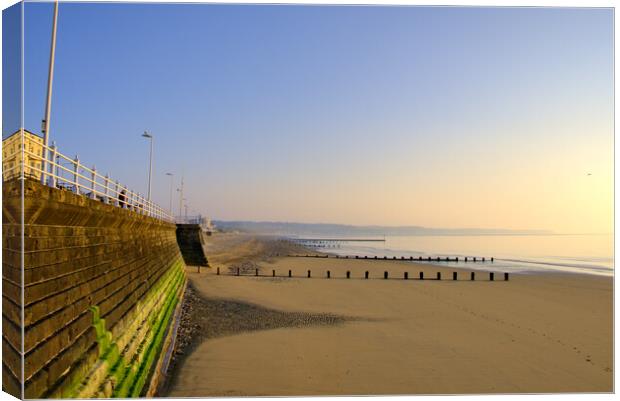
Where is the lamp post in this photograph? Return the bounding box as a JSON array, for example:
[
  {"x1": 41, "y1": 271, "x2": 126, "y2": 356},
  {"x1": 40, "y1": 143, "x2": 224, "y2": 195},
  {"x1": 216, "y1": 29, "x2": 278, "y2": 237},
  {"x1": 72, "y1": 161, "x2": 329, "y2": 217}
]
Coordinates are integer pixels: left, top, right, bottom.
[
  {"x1": 165, "y1": 172, "x2": 174, "y2": 214},
  {"x1": 141, "y1": 131, "x2": 153, "y2": 200},
  {"x1": 41, "y1": 0, "x2": 59, "y2": 185},
  {"x1": 177, "y1": 175, "x2": 184, "y2": 218}
]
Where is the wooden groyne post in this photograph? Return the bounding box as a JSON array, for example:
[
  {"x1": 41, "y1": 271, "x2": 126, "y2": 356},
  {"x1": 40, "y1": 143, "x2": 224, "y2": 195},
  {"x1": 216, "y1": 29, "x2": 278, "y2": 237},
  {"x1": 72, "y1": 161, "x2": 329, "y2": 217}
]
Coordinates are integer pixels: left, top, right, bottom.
[
  {"x1": 471, "y1": 272, "x2": 475, "y2": 281},
  {"x1": 489, "y1": 272, "x2": 494, "y2": 281},
  {"x1": 346, "y1": 271, "x2": 351, "y2": 279},
  {"x1": 307, "y1": 270, "x2": 311, "y2": 278},
  {"x1": 217, "y1": 267, "x2": 220, "y2": 275},
  {"x1": 327, "y1": 270, "x2": 331, "y2": 279},
  {"x1": 288, "y1": 270, "x2": 292, "y2": 277},
  {"x1": 365, "y1": 271, "x2": 369, "y2": 279},
  {"x1": 437, "y1": 272, "x2": 441, "y2": 280},
  {"x1": 453, "y1": 272, "x2": 457, "y2": 280},
  {"x1": 504, "y1": 272, "x2": 509, "y2": 281},
  {"x1": 419, "y1": 272, "x2": 424, "y2": 280},
  {"x1": 404, "y1": 272, "x2": 408, "y2": 280},
  {"x1": 384, "y1": 271, "x2": 388, "y2": 279}
]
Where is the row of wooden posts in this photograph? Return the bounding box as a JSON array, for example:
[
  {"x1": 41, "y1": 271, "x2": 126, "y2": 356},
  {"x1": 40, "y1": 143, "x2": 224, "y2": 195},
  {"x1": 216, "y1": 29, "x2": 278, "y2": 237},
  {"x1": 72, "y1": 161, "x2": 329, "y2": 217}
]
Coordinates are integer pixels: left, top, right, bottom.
[
  {"x1": 216, "y1": 267, "x2": 508, "y2": 281},
  {"x1": 285, "y1": 254, "x2": 494, "y2": 263}
]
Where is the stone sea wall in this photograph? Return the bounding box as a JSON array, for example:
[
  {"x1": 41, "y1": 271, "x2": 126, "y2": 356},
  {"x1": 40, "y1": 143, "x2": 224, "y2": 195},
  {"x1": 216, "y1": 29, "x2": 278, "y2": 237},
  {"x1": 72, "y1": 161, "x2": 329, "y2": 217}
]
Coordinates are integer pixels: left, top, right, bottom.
[{"x1": 2, "y1": 179, "x2": 186, "y2": 399}]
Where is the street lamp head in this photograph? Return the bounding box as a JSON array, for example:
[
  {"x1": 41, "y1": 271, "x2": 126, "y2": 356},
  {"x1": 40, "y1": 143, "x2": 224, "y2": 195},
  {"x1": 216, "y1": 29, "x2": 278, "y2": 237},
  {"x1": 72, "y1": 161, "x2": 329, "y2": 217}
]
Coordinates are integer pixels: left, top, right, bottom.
[{"x1": 142, "y1": 131, "x2": 152, "y2": 139}]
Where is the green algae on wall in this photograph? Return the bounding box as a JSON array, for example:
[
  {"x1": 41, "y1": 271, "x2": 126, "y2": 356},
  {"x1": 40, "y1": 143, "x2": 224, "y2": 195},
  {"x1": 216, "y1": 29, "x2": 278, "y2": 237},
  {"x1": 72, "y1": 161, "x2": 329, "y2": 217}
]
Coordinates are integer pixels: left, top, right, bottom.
[{"x1": 69, "y1": 258, "x2": 186, "y2": 398}]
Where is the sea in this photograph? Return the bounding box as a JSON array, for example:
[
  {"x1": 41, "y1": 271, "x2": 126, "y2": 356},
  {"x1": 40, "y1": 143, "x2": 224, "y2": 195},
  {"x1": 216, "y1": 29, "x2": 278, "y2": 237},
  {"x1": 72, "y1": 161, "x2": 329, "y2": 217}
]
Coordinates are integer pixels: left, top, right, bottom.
[{"x1": 292, "y1": 234, "x2": 614, "y2": 277}]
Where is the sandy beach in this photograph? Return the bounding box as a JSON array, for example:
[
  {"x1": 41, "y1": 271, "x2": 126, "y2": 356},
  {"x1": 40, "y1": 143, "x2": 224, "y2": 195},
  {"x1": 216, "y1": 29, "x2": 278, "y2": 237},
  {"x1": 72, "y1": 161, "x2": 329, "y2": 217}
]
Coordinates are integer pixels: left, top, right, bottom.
[{"x1": 163, "y1": 233, "x2": 613, "y2": 396}]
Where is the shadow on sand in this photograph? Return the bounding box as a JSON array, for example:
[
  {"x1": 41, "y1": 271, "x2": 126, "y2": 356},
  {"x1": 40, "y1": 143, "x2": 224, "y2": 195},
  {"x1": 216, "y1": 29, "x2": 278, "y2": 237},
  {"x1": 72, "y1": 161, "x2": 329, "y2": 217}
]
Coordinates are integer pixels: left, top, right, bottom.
[{"x1": 161, "y1": 283, "x2": 364, "y2": 395}]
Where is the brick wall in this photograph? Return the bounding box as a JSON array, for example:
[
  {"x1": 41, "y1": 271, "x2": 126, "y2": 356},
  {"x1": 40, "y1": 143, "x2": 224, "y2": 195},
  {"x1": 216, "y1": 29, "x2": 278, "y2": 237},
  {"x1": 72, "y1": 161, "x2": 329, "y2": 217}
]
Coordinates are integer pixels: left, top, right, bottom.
[{"x1": 2, "y1": 179, "x2": 186, "y2": 399}]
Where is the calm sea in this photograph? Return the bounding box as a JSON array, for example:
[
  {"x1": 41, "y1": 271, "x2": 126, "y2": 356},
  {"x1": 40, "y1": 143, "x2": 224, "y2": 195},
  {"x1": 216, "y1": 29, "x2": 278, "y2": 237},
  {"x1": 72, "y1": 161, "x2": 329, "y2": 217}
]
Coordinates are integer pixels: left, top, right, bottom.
[{"x1": 305, "y1": 234, "x2": 614, "y2": 277}]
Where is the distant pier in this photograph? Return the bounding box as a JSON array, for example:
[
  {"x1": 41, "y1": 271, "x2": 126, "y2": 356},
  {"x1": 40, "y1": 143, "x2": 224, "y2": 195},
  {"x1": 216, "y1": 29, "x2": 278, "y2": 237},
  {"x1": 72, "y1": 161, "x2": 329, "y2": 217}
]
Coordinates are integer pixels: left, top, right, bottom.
[{"x1": 288, "y1": 238, "x2": 385, "y2": 248}]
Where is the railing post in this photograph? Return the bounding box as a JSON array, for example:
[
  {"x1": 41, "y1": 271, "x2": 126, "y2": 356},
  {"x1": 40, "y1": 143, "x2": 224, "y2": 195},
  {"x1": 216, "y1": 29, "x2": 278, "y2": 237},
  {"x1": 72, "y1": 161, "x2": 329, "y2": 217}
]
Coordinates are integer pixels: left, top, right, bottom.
[
  {"x1": 40, "y1": 141, "x2": 47, "y2": 185},
  {"x1": 104, "y1": 174, "x2": 110, "y2": 204},
  {"x1": 90, "y1": 165, "x2": 96, "y2": 199},
  {"x1": 54, "y1": 152, "x2": 60, "y2": 184},
  {"x1": 49, "y1": 141, "x2": 57, "y2": 187},
  {"x1": 73, "y1": 155, "x2": 80, "y2": 194},
  {"x1": 115, "y1": 181, "x2": 120, "y2": 206}
]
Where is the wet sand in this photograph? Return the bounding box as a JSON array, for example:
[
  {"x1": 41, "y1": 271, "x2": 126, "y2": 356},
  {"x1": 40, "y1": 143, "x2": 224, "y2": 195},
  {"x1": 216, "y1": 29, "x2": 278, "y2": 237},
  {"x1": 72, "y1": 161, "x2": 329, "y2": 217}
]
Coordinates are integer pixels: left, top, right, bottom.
[{"x1": 164, "y1": 233, "x2": 613, "y2": 396}]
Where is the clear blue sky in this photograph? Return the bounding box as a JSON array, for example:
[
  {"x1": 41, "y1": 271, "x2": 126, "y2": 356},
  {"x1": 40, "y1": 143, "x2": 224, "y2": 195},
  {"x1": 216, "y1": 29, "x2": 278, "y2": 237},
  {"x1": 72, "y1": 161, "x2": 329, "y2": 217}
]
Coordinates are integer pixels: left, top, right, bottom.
[{"x1": 4, "y1": 3, "x2": 613, "y2": 232}]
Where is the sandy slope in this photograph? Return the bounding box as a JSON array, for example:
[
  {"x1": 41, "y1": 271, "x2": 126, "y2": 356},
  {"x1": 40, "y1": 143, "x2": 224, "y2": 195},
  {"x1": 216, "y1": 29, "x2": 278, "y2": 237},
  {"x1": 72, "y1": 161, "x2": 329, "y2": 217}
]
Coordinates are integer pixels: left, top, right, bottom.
[{"x1": 166, "y1": 234, "x2": 613, "y2": 396}]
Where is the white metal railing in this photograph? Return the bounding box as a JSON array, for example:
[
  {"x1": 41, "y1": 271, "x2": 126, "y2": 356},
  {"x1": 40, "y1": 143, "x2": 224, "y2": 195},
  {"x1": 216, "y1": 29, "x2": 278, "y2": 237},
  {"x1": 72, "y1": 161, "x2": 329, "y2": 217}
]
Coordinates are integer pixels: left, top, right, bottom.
[
  {"x1": 175, "y1": 215, "x2": 204, "y2": 225},
  {"x1": 175, "y1": 215, "x2": 214, "y2": 232},
  {"x1": 3, "y1": 139, "x2": 174, "y2": 223}
]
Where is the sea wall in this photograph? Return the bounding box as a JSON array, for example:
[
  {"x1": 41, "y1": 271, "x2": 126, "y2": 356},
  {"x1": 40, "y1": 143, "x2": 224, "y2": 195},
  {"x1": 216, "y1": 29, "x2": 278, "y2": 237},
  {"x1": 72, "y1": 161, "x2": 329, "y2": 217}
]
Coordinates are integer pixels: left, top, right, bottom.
[
  {"x1": 2, "y1": 178, "x2": 186, "y2": 399},
  {"x1": 3, "y1": 179, "x2": 23, "y2": 399}
]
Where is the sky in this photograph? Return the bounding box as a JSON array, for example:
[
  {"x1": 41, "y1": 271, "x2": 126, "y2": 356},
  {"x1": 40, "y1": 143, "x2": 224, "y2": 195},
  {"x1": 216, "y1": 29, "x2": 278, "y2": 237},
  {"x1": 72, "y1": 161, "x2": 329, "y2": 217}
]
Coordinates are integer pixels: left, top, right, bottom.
[{"x1": 3, "y1": 3, "x2": 614, "y2": 233}]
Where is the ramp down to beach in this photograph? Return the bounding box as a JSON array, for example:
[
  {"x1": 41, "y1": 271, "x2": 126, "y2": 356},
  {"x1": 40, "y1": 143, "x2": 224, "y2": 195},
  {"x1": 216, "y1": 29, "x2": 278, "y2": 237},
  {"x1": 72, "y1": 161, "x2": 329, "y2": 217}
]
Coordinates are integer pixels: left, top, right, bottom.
[{"x1": 175, "y1": 224, "x2": 209, "y2": 267}]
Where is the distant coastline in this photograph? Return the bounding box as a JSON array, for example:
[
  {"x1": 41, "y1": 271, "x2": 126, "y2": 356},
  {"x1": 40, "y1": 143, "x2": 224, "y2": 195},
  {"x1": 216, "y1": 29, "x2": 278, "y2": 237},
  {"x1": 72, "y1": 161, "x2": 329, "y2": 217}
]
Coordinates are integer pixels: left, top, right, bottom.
[{"x1": 214, "y1": 220, "x2": 553, "y2": 237}]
